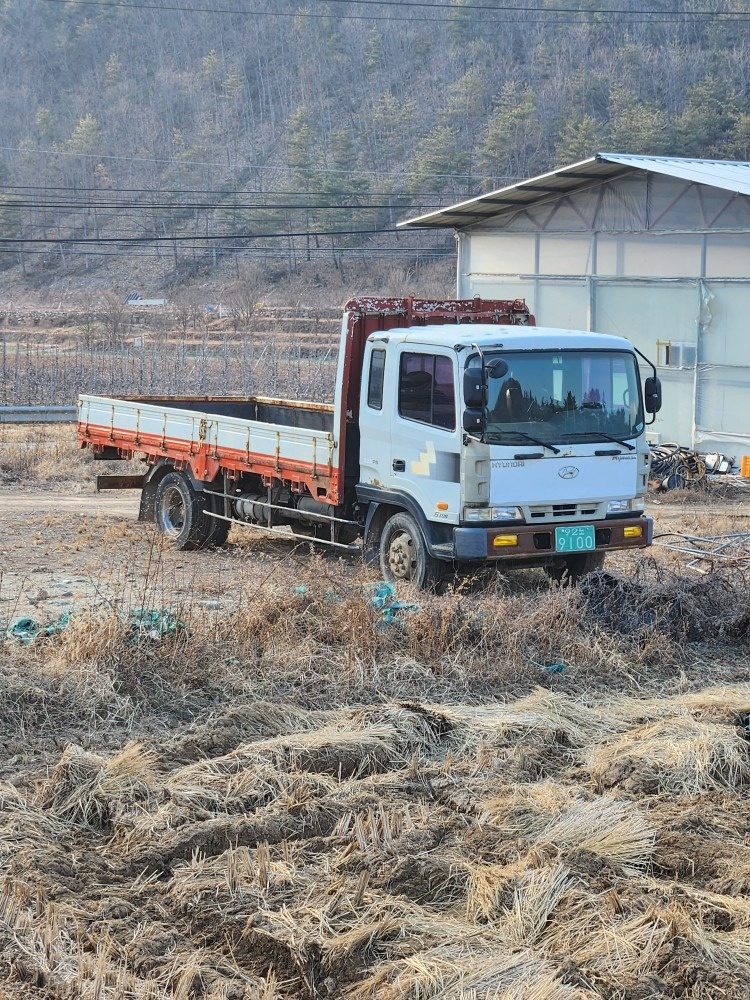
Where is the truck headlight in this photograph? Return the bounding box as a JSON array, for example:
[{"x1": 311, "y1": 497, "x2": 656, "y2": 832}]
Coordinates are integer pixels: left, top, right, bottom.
[
  {"x1": 491, "y1": 506, "x2": 522, "y2": 520},
  {"x1": 607, "y1": 498, "x2": 645, "y2": 513},
  {"x1": 464, "y1": 506, "x2": 522, "y2": 522}
]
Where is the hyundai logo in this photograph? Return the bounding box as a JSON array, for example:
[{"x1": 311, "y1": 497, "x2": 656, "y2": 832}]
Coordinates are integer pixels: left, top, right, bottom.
[{"x1": 558, "y1": 466, "x2": 579, "y2": 480}]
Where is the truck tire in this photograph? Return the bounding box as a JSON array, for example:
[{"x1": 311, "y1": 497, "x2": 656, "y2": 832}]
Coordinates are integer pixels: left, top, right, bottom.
[
  {"x1": 155, "y1": 472, "x2": 214, "y2": 550},
  {"x1": 379, "y1": 512, "x2": 442, "y2": 589},
  {"x1": 545, "y1": 551, "x2": 605, "y2": 585}
]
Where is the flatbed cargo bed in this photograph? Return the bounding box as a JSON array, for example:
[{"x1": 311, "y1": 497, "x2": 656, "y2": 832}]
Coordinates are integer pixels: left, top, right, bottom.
[{"x1": 77, "y1": 393, "x2": 339, "y2": 501}]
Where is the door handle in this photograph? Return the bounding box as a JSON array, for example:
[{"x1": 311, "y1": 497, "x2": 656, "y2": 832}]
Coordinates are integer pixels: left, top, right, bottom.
[{"x1": 392, "y1": 459, "x2": 405, "y2": 472}]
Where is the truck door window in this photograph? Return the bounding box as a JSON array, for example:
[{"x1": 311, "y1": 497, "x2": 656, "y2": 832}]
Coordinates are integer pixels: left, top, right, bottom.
[
  {"x1": 367, "y1": 349, "x2": 386, "y2": 410},
  {"x1": 399, "y1": 353, "x2": 455, "y2": 430}
]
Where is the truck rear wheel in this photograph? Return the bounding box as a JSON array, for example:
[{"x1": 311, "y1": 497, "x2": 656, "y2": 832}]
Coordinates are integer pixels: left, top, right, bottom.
[
  {"x1": 545, "y1": 551, "x2": 605, "y2": 585},
  {"x1": 155, "y1": 472, "x2": 214, "y2": 550},
  {"x1": 379, "y1": 512, "x2": 442, "y2": 589}
]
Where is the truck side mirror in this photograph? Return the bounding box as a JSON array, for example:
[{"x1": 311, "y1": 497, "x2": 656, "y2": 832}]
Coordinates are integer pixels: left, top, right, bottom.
[
  {"x1": 463, "y1": 367, "x2": 484, "y2": 408},
  {"x1": 644, "y1": 375, "x2": 662, "y2": 414},
  {"x1": 463, "y1": 408, "x2": 484, "y2": 432}
]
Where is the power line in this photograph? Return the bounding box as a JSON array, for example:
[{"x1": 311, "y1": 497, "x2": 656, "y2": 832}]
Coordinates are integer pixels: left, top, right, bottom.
[
  {"x1": 0, "y1": 183, "x2": 518, "y2": 195},
  {"x1": 0, "y1": 244, "x2": 451, "y2": 257},
  {"x1": 0, "y1": 145, "x2": 492, "y2": 180},
  {"x1": 34, "y1": 0, "x2": 750, "y2": 22},
  {"x1": 0, "y1": 200, "x2": 444, "y2": 210},
  {"x1": 0, "y1": 226, "x2": 434, "y2": 243}
]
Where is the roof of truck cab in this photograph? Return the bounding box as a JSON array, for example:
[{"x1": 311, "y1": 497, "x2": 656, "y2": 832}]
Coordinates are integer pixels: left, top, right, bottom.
[{"x1": 368, "y1": 324, "x2": 635, "y2": 353}]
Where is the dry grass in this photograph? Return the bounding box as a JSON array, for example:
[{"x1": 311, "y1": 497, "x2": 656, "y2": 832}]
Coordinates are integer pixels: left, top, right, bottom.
[
  {"x1": 2, "y1": 429, "x2": 750, "y2": 996},
  {"x1": 3, "y1": 658, "x2": 750, "y2": 997},
  {"x1": 38, "y1": 742, "x2": 156, "y2": 829},
  {"x1": 0, "y1": 423, "x2": 86, "y2": 485},
  {"x1": 587, "y1": 715, "x2": 750, "y2": 795}
]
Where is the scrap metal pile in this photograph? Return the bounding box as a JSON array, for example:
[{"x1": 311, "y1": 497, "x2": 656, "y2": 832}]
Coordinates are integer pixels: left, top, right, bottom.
[
  {"x1": 649, "y1": 442, "x2": 750, "y2": 570},
  {"x1": 654, "y1": 530, "x2": 750, "y2": 573},
  {"x1": 649, "y1": 442, "x2": 750, "y2": 492},
  {"x1": 648, "y1": 442, "x2": 731, "y2": 491}
]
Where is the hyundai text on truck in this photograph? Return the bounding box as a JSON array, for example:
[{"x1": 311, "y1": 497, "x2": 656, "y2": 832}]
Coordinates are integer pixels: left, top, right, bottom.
[{"x1": 77, "y1": 297, "x2": 662, "y2": 587}]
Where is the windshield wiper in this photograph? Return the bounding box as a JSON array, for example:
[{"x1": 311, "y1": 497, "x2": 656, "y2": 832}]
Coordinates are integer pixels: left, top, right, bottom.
[
  {"x1": 489, "y1": 430, "x2": 561, "y2": 455},
  {"x1": 561, "y1": 431, "x2": 636, "y2": 452}
]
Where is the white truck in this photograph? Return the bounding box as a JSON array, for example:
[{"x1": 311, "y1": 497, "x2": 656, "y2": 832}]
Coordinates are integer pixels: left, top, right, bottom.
[{"x1": 78, "y1": 296, "x2": 661, "y2": 587}]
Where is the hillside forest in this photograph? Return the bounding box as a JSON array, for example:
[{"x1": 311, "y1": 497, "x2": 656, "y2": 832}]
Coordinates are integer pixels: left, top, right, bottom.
[{"x1": 1, "y1": 0, "x2": 749, "y2": 295}]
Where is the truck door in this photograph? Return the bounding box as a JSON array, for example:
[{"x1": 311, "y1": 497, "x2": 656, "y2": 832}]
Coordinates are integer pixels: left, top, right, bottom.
[
  {"x1": 390, "y1": 345, "x2": 461, "y2": 524},
  {"x1": 389, "y1": 350, "x2": 461, "y2": 521},
  {"x1": 359, "y1": 344, "x2": 461, "y2": 521}
]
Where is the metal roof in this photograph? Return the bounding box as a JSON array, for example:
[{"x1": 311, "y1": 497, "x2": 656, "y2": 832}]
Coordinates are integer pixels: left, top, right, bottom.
[{"x1": 398, "y1": 153, "x2": 750, "y2": 229}]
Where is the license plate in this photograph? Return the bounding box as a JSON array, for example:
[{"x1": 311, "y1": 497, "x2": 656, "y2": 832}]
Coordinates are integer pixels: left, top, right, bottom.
[{"x1": 555, "y1": 525, "x2": 596, "y2": 553}]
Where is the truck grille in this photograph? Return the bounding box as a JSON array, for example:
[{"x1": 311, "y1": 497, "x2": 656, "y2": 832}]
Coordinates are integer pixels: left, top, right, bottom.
[{"x1": 526, "y1": 502, "x2": 604, "y2": 521}]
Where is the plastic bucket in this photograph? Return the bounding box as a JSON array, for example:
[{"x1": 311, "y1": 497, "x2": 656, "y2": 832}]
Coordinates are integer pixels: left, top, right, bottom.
[{"x1": 741, "y1": 456, "x2": 750, "y2": 478}]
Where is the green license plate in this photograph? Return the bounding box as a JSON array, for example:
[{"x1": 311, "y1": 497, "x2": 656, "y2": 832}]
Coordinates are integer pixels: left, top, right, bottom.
[{"x1": 555, "y1": 525, "x2": 596, "y2": 553}]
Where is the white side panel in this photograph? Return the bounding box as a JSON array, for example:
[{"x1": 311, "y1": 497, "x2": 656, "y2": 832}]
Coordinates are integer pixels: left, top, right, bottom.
[
  {"x1": 593, "y1": 282, "x2": 699, "y2": 447},
  {"x1": 538, "y1": 235, "x2": 593, "y2": 276},
  {"x1": 593, "y1": 281, "x2": 699, "y2": 349},
  {"x1": 700, "y1": 281, "x2": 750, "y2": 367},
  {"x1": 596, "y1": 234, "x2": 701, "y2": 278},
  {"x1": 78, "y1": 396, "x2": 336, "y2": 471},
  {"x1": 645, "y1": 369, "x2": 696, "y2": 446},
  {"x1": 463, "y1": 276, "x2": 537, "y2": 301},
  {"x1": 467, "y1": 233, "x2": 536, "y2": 274},
  {"x1": 533, "y1": 281, "x2": 589, "y2": 330},
  {"x1": 694, "y1": 367, "x2": 750, "y2": 452},
  {"x1": 79, "y1": 396, "x2": 204, "y2": 446},
  {"x1": 705, "y1": 235, "x2": 750, "y2": 278}
]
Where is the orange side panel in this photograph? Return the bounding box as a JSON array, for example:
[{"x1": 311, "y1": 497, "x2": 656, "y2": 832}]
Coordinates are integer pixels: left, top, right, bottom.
[{"x1": 79, "y1": 424, "x2": 340, "y2": 504}]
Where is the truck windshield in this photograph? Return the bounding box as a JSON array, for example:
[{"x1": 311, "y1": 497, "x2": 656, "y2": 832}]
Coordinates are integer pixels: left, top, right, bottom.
[{"x1": 474, "y1": 350, "x2": 644, "y2": 444}]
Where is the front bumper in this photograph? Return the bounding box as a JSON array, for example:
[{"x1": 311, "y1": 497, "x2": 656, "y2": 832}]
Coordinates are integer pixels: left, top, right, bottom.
[{"x1": 453, "y1": 515, "x2": 653, "y2": 562}]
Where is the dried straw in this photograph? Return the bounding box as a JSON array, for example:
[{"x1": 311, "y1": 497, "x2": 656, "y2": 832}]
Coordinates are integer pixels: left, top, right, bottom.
[
  {"x1": 37, "y1": 743, "x2": 156, "y2": 828},
  {"x1": 537, "y1": 798, "x2": 655, "y2": 874},
  {"x1": 587, "y1": 716, "x2": 750, "y2": 795}
]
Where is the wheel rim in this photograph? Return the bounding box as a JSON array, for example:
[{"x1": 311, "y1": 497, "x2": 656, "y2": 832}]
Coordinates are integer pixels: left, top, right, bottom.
[
  {"x1": 160, "y1": 485, "x2": 186, "y2": 536},
  {"x1": 387, "y1": 528, "x2": 417, "y2": 581}
]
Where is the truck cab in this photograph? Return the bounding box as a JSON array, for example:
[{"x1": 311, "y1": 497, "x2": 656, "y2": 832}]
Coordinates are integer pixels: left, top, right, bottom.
[{"x1": 356, "y1": 324, "x2": 654, "y2": 586}]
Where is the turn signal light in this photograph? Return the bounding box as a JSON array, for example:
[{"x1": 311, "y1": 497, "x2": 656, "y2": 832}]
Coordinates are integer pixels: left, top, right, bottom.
[
  {"x1": 493, "y1": 534, "x2": 519, "y2": 548},
  {"x1": 623, "y1": 526, "x2": 643, "y2": 538},
  {"x1": 436, "y1": 502, "x2": 449, "y2": 511}
]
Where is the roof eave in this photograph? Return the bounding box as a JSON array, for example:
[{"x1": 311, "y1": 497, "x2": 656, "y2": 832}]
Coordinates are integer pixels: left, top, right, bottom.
[{"x1": 397, "y1": 155, "x2": 601, "y2": 229}]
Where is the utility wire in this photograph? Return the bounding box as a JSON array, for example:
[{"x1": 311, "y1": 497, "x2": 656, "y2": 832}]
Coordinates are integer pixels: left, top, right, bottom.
[
  {"x1": 38, "y1": 0, "x2": 750, "y2": 13},
  {"x1": 0, "y1": 201, "x2": 445, "y2": 210},
  {"x1": 0, "y1": 245, "x2": 450, "y2": 256},
  {"x1": 0, "y1": 183, "x2": 507, "y2": 195},
  {"x1": 34, "y1": 0, "x2": 750, "y2": 22},
  {"x1": 0, "y1": 145, "x2": 491, "y2": 180},
  {"x1": 0, "y1": 226, "x2": 434, "y2": 242}
]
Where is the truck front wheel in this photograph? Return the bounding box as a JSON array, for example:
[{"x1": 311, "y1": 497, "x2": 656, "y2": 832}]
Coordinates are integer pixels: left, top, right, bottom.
[
  {"x1": 544, "y1": 551, "x2": 605, "y2": 585},
  {"x1": 155, "y1": 472, "x2": 214, "y2": 550},
  {"x1": 379, "y1": 512, "x2": 442, "y2": 589}
]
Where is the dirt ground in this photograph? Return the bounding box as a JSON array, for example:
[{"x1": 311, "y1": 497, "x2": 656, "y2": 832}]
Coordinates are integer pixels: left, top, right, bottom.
[
  {"x1": 1, "y1": 485, "x2": 748, "y2": 621},
  {"x1": 2, "y1": 434, "x2": 750, "y2": 999}
]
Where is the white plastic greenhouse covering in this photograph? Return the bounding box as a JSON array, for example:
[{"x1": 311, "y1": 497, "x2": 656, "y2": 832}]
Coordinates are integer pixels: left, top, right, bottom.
[{"x1": 452, "y1": 184, "x2": 750, "y2": 455}]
